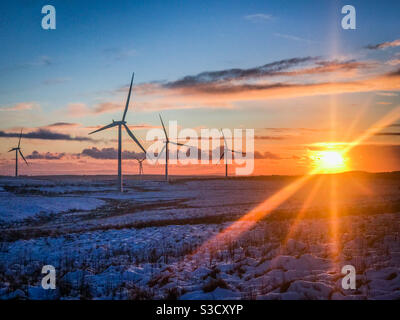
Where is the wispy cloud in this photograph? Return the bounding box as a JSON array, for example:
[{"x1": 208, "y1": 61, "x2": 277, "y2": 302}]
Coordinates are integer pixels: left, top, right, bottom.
[
  {"x1": 0, "y1": 102, "x2": 37, "y2": 112},
  {"x1": 88, "y1": 51, "x2": 399, "y2": 113},
  {"x1": 164, "y1": 57, "x2": 318, "y2": 88},
  {"x1": 0, "y1": 129, "x2": 94, "y2": 141},
  {"x1": 254, "y1": 135, "x2": 287, "y2": 140},
  {"x1": 254, "y1": 151, "x2": 284, "y2": 160},
  {"x1": 366, "y1": 39, "x2": 400, "y2": 50},
  {"x1": 376, "y1": 92, "x2": 398, "y2": 97},
  {"x1": 80, "y1": 147, "x2": 145, "y2": 160},
  {"x1": 274, "y1": 33, "x2": 317, "y2": 44},
  {"x1": 46, "y1": 122, "x2": 80, "y2": 128},
  {"x1": 244, "y1": 13, "x2": 273, "y2": 23}
]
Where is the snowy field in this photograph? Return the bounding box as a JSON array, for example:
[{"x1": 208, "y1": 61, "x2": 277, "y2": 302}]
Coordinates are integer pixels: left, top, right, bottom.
[{"x1": 0, "y1": 173, "x2": 399, "y2": 300}]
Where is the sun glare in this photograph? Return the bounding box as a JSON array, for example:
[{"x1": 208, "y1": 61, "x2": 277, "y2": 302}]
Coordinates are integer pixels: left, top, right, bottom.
[{"x1": 311, "y1": 150, "x2": 347, "y2": 173}]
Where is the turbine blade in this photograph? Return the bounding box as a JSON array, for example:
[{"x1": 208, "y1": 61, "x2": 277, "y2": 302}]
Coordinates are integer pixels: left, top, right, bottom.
[
  {"x1": 123, "y1": 123, "x2": 146, "y2": 154},
  {"x1": 18, "y1": 129, "x2": 23, "y2": 148},
  {"x1": 122, "y1": 72, "x2": 135, "y2": 121},
  {"x1": 216, "y1": 151, "x2": 225, "y2": 164},
  {"x1": 159, "y1": 114, "x2": 168, "y2": 141},
  {"x1": 89, "y1": 122, "x2": 118, "y2": 135},
  {"x1": 230, "y1": 149, "x2": 243, "y2": 155},
  {"x1": 19, "y1": 150, "x2": 28, "y2": 165},
  {"x1": 8, "y1": 148, "x2": 16, "y2": 152},
  {"x1": 156, "y1": 144, "x2": 166, "y2": 163}
]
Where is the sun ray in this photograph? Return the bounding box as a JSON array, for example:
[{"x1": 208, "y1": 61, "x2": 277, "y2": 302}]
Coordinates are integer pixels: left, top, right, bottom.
[
  {"x1": 193, "y1": 105, "x2": 400, "y2": 255},
  {"x1": 282, "y1": 175, "x2": 325, "y2": 245}
]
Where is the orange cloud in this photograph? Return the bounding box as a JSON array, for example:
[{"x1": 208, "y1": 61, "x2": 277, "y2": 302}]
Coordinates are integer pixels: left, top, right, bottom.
[{"x1": 0, "y1": 102, "x2": 38, "y2": 112}]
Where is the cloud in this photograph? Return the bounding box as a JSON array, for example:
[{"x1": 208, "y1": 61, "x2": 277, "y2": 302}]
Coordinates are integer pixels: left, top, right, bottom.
[
  {"x1": 0, "y1": 129, "x2": 93, "y2": 141},
  {"x1": 274, "y1": 33, "x2": 317, "y2": 44},
  {"x1": 376, "y1": 92, "x2": 398, "y2": 97},
  {"x1": 94, "y1": 102, "x2": 123, "y2": 114},
  {"x1": 66, "y1": 103, "x2": 91, "y2": 117},
  {"x1": 244, "y1": 14, "x2": 273, "y2": 23},
  {"x1": 80, "y1": 147, "x2": 145, "y2": 159},
  {"x1": 254, "y1": 135, "x2": 287, "y2": 140},
  {"x1": 163, "y1": 57, "x2": 319, "y2": 88},
  {"x1": 264, "y1": 127, "x2": 329, "y2": 133},
  {"x1": 66, "y1": 102, "x2": 125, "y2": 117},
  {"x1": 46, "y1": 122, "x2": 80, "y2": 128},
  {"x1": 366, "y1": 39, "x2": 400, "y2": 50},
  {"x1": 1, "y1": 56, "x2": 53, "y2": 72},
  {"x1": 26, "y1": 151, "x2": 65, "y2": 160},
  {"x1": 90, "y1": 53, "x2": 399, "y2": 113},
  {"x1": 254, "y1": 151, "x2": 283, "y2": 159},
  {"x1": 0, "y1": 102, "x2": 37, "y2": 112},
  {"x1": 375, "y1": 132, "x2": 400, "y2": 136},
  {"x1": 150, "y1": 67, "x2": 400, "y2": 104}
]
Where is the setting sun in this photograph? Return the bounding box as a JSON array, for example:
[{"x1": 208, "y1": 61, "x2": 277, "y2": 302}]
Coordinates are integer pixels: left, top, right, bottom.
[{"x1": 311, "y1": 150, "x2": 347, "y2": 173}]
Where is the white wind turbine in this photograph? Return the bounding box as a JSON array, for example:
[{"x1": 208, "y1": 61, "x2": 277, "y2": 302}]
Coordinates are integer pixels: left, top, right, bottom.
[
  {"x1": 135, "y1": 158, "x2": 145, "y2": 176},
  {"x1": 89, "y1": 73, "x2": 146, "y2": 192},
  {"x1": 9, "y1": 129, "x2": 28, "y2": 177},
  {"x1": 219, "y1": 129, "x2": 241, "y2": 178},
  {"x1": 156, "y1": 114, "x2": 191, "y2": 181}
]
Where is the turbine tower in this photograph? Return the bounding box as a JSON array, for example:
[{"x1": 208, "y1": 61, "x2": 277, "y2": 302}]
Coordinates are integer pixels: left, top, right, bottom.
[
  {"x1": 89, "y1": 73, "x2": 146, "y2": 192},
  {"x1": 219, "y1": 129, "x2": 240, "y2": 178},
  {"x1": 9, "y1": 129, "x2": 28, "y2": 177},
  {"x1": 156, "y1": 114, "x2": 190, "y2": 181},
  {"x1": 135, "y1": 158, "x2": 145, "y2": 176}
]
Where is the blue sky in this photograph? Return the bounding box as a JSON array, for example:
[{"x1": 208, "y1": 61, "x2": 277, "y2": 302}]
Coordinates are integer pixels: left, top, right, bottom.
[{"x1": 0, "y1": 0, "x2": 398, "y2": 108}]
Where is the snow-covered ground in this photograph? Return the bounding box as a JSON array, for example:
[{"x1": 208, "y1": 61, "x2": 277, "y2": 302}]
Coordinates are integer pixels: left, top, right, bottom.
[{"x1": 0, "y1": 173, "x2": 399, "y2": 300}]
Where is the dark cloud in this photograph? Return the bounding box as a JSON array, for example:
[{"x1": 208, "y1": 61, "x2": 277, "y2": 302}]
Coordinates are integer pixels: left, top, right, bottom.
[
  {"x1": 46, "y1": 122, "x2": 79, "y2": 128},
  {"x1": 27, "y1": 151, "x2": 65, "y2": 160},
  {"x1": 161, "y1": 58, "x2": 371, "y2": 92},
  {"x1": 254, "y1": 151, "x2": 284, "y2": 160},
  {"x1": 387, "y1": 68, "x2": 400, "y2": 77},
  {"x1": 164, "y1": 57, "x2": 319, "y2": 88},
  {"x1": 0, "y1": 129, "x2": 93, "y2": 141},
  {"x1": 81, "y1": 147, "x2": 145, "y2": 160},
  {"x1": 375, "y1": 132, "x2": 400, "y2": 136},
  {"x1": 255, "y1": 135, "x2": 286, "y2": 140},
  {"x1": 365, "y1": 39, "x2": 400, "y2": 50}
]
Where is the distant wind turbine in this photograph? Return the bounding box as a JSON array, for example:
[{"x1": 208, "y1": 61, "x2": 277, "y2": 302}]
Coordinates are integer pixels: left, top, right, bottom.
[
  {"x1": 219, "y1": 129, "x2": 241, "y2": 178},
  {"x1": 135, "y1": 158, "x2": 145, "y2": 176},
  {"x1": 9, "y1": 129, "x2": 28, "y2": 177},
  {"x1": 89, "y1": 73, "x2": 146, "y2": 192},
  {"x1": 156, "y1": 114, "x2": 191, "y2": 181}
]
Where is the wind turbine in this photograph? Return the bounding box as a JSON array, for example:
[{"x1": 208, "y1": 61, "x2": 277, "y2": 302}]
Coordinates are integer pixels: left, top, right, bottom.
[
  {"x1": 89, "y1": 73, "x2": 146, "y2": 192},
  {"x1": 135, "y1": 158, "x2": 145, "y2": 176},
  {"x1": 9, "y1": 129, "x2": 28, "y2": 177},
  {"x1": 219, "y1": 129, "x2": 241, "y2": 178},
  {"x1": 156, "y1": 114, "x2": 191, "y2": 181}
]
